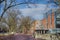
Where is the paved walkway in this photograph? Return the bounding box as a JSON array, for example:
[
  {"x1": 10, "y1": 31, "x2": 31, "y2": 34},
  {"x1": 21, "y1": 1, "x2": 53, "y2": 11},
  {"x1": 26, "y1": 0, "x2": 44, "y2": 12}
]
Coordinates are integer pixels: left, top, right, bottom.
[
  {"x1": 0, "y1": 33, "x2": 46, "y2": 40},
  {"x1": 0, "y1": 34, "x2": 34, "y2": 40}
]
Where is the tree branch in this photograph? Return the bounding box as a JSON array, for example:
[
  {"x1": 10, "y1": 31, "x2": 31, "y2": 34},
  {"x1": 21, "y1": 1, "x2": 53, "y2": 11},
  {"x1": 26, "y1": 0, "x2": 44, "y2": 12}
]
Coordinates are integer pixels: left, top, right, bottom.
[
  {"x1": 0, "y1": 0, "x2": 5, "y2": 4},
  {"x1": 0, "y1": 2, "x2": 30, "y2": 20},
  {"x1": 0, "y1": 0, "x2": 36, "y2": 21}
]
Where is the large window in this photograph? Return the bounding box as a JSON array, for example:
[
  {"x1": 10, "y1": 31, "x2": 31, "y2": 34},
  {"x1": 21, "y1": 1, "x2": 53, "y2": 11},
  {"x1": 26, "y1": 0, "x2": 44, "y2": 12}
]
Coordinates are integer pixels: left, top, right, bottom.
[{"x1": 56, "y1": 13, "x2": 60, "y2": 28}]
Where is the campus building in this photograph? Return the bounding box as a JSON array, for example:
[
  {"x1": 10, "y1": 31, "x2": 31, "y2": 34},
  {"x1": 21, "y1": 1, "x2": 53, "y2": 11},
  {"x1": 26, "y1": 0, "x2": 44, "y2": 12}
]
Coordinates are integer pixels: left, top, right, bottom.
[
  {"x1": 34, "y1": 9, "x2": 60, "y2": 34},
  {"x1": 29, "y1": 9, "x2": 60, "y2": 38}
]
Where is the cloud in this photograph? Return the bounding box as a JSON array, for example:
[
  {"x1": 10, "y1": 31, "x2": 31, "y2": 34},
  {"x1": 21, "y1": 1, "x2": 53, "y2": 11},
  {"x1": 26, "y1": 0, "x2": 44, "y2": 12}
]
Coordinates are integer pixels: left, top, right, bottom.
[
  {"x1": 20, "y1": 4, "x2": 57, "y2": 20},
  {"x1": 20, "y1": 4, "x2": 50, "y2": 15}
]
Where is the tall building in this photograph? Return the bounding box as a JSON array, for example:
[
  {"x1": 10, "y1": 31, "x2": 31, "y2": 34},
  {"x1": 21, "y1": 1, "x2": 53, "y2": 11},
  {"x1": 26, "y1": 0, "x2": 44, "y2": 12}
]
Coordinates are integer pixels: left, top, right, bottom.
[
  {"x1": 29, "y1": 9, "x2": 60, "y2": 37},
  {"x1": 42, "y1": 9, "x2": 60, "y2": 34},
  {"x1": 42, "y1": 10, "x2": 55, "y2": 29},
  {"x1": 55, "y1": 9, "x2": 60, "y2": 28}
]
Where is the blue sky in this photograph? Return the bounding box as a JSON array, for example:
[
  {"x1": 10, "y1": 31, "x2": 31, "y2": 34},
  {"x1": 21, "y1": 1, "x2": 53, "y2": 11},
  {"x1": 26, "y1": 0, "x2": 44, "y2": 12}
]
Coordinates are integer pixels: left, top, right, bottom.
[{"x1": 0, "y1": 0, "x2": 58, "y2": 20}]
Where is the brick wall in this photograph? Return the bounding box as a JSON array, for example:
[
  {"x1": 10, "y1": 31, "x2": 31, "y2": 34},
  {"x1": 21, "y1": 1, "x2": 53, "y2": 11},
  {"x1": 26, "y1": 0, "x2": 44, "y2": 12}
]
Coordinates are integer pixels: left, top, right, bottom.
[
  {"x1": 42, "y1": 12, "x2": 55, "y2": 29},
  {"x1": 29, "y1": 12, "x2": 55, "y2": 34}
]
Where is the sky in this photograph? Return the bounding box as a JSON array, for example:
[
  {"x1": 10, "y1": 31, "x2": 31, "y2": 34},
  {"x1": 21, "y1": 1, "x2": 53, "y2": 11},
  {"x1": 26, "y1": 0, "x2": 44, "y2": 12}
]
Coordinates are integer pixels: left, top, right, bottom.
[{"x1": 0, "y1": 0, "x2": 58, "y2": 20}]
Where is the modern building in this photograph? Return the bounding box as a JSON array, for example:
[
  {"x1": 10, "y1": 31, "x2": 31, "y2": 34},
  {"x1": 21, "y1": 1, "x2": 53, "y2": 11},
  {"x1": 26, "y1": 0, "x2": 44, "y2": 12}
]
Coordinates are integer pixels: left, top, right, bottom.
[
  {"x1": 29, "y1": 9, "x2": 60, "y2": 38},
  {"x1": 42, "y1": 10, "x2": 55, "y2": 29},
  {"x1": 41, "y1": 9, "x2": 60, "y2": 34}
]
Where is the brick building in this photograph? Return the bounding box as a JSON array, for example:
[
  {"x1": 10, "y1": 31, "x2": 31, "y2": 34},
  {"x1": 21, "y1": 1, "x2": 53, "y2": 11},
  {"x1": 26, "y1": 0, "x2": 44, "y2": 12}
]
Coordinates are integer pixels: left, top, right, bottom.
[
  {"x1": 29, "y1": 20, "x2": 42, "y2": 34},
  {"x1": 41, "y1": 9, "x2": 60, "y2": 34},
  {"x1": 29, "y1": 9, "x2": 60, "y2": 37},
  {"x1": 42, "y1": 10, "x2": 55, "y2": 29},
  {"x1": 29, "y1": 10, "x2": 55, "y2": 35}
]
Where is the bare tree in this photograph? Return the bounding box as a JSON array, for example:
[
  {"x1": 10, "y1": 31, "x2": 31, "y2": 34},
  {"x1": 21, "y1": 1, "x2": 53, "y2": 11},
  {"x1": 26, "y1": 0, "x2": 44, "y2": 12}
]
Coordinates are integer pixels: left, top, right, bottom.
[
  {"x1": 0, "y1": 0, "x2": 37, "y2": 21},
  {"x1": 0, "y1": 0, "x2": 4, "y2": 4},
  {"x1": 19, "y1": 16, "x2": 33, "y2": 34},
  {"x1": 4, "y1": 9, "x2": 21, "y2": 32},
  {"x1": 54, "y1": 0, "x2": 60, "y2": 6},
  {"x1": 0, "y1": 17, "x2": 9, "y2": 33}
]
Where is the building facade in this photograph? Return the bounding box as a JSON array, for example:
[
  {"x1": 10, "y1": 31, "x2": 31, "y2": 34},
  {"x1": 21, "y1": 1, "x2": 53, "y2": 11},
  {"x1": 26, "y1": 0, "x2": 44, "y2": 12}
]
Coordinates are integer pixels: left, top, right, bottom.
[
  {"x1": 42, "y1": 10, "x2": 55, "y2": 29},
  {"x1": 29, "y1": 9, "x2": 60, "y2": 38},
  {"x1": 42, "y1": 9, "x2": 60, "y2": 34}
]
